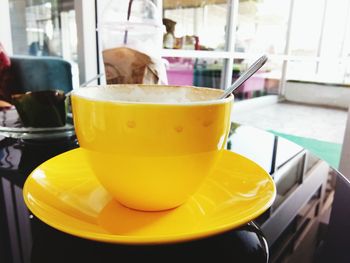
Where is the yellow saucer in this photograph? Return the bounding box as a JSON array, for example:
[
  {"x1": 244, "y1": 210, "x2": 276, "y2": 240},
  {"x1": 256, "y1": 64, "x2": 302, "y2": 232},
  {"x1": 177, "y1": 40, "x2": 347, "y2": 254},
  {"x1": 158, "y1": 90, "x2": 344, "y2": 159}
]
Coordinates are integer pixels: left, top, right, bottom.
[{"x1": 23, "y1": 148, "x2": 276, "y2": 244}]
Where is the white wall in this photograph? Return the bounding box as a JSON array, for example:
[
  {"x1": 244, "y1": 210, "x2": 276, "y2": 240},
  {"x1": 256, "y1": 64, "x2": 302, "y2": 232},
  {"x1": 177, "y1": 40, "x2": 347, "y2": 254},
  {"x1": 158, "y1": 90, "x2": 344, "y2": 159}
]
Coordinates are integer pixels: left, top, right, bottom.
[{"x1": 285, "y1": 81, "x2": 350, "y2": 109}]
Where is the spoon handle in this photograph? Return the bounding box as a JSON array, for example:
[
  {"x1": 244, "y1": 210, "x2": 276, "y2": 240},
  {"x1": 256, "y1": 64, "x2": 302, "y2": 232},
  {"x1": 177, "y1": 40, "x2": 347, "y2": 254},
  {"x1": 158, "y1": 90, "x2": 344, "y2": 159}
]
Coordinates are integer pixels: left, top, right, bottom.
[
  {"x1": 220, "y1": 55, "x2": 268, "y2": 99},
  {"x1": 80, "y1": 73, "x2": 105, "y2": 87}
]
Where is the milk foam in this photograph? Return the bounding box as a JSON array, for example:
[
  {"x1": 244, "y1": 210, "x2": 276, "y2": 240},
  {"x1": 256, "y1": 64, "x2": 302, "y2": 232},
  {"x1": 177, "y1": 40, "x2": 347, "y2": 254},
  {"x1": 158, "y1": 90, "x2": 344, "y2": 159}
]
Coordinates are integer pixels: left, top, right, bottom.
[{"x1": 73, "y1": 85, "x2": 225, "y2": 104}]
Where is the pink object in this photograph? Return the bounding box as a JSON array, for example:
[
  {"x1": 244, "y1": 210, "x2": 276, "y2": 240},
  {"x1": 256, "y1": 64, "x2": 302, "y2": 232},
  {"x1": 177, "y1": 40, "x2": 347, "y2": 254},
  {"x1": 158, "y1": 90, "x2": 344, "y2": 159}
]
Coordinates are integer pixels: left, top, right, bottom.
[
  {"x1": 167, "y1": 68, "x2": 194, "y2": 86},
  {"x1": 240, "y1": 75, "x2": 265, "y2": 92},
  {"x1": 237, "y1": 73, "x2": 266, "y2": 98},
  {"x1": 0, "y1": 42, "x2": 12, "y2": 103},
  {"x1": 0, "y1": 43, "x2": 11, "y2": 70},
  {"x1": 164, "y1": 57, "x2": 194, "y2": 86}
]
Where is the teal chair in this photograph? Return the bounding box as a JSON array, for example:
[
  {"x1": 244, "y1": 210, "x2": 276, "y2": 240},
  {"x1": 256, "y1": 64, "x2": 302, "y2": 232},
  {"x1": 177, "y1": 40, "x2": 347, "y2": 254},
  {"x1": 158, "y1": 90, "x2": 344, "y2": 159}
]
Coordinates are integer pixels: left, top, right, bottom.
[
  {"x1": 6, "y1": 55, "x2": 73, "y2": 95},
  {"x1": 340, "y1": 108, "x2": 350, "y2": 179}
]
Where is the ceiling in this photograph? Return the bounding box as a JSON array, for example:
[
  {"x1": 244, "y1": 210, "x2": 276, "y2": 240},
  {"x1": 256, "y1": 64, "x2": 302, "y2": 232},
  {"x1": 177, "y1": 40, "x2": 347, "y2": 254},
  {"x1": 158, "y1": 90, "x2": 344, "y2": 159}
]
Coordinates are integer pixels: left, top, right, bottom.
[{"x1": 163, "y1": 0, "x2": 228, "y2": 9}]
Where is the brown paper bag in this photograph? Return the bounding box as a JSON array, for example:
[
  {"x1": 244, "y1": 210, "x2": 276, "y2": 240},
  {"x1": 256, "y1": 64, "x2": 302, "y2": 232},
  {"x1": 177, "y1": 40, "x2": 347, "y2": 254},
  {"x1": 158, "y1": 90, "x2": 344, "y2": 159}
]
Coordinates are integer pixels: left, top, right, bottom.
[{"x1": 103, "y1": 47, "x2": 159, "y2": 84}]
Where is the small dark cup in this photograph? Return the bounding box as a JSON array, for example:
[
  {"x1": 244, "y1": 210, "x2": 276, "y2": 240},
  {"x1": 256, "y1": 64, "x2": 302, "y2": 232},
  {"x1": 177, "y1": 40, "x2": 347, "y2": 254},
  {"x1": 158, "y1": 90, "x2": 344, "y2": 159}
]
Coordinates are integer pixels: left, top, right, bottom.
[{"x1": 11, "y1": 90, "x2": 66, "y2": 128}]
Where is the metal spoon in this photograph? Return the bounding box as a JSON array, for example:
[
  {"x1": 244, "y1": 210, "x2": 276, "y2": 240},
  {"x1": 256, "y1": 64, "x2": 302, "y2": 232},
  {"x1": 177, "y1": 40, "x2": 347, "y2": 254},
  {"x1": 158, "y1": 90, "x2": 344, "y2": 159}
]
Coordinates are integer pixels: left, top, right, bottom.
[
  {"x1": 65, "y1": 73, "x2": 105, "y2": 97},
  {"x1": 220, "y1": 55, "x2": 268, "y2": 99}
]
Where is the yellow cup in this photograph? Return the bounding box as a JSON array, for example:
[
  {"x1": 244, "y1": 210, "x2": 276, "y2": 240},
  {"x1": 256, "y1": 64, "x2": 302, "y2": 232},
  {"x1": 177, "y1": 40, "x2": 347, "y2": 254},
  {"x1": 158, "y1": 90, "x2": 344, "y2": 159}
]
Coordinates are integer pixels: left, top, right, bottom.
[{"x1": 71, "y1": 85, "x2": 233, "y2": 211}]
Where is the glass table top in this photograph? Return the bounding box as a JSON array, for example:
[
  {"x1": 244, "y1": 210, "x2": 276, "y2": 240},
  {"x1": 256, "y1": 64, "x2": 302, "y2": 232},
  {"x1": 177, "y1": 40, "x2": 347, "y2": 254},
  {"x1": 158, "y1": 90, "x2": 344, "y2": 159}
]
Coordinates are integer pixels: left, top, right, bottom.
[{"x1": 0, "y1": 122, "x2": 348, "y2": 263}]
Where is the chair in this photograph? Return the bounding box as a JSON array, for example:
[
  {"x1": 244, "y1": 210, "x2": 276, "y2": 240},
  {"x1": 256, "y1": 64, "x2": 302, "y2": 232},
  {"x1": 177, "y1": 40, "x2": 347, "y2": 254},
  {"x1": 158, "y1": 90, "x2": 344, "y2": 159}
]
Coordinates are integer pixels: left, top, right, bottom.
[
  {"x1": 340, "y1": 107, "x2": 350, "y2": 179},
  {"x1": 5, "y1": 55, "x2": 73, "y2": 96}
]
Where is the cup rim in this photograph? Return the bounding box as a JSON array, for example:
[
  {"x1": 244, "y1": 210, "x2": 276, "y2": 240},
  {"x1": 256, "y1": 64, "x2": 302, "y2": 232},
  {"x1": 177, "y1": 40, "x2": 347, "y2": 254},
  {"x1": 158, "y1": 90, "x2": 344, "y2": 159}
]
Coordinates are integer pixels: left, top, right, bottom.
[{"x1": 70, "y1": 85, "x2": 234, "y2": 106}]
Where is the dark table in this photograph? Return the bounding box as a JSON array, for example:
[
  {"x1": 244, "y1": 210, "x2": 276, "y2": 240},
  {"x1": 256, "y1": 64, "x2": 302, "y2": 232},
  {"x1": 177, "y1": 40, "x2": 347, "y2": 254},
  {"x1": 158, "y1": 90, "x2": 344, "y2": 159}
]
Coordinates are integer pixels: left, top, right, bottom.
[{"x1": 0, "y1": 123, "x2": 349, "y2": 263}]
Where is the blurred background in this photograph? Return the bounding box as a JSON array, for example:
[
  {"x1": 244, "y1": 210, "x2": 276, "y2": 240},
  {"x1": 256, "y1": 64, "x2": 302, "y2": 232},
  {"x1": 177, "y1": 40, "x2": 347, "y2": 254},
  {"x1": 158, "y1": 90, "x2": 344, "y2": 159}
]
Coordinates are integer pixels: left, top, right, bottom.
[
  {"x1": 3, "y1": 0, "x2": 350, "y2": 96},
  {"x1": 1, "y1": 0, "x2": 349, "y2": 169}
]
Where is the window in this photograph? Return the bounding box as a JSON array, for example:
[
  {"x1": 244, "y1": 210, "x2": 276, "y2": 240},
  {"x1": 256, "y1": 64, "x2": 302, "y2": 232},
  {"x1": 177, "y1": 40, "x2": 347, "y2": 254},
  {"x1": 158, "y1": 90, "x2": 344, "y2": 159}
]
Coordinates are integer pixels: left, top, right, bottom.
[
  {"x1": 236, "y1": 0, "x2": 290, "y2": 55},
  {"x1": 8, "y1": 0, "x2": 79, "y2": 86},
  {"x1": 289, "y1": 0, "x2": 325, "y2": 57},
  {"x1": 162, "y1": 0, "x2": 289, "y2": 100},
  {"x1": 163, "y1": 1, "x2": 227, "y2": 51}
]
